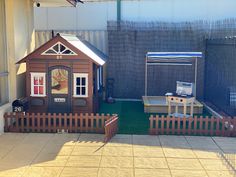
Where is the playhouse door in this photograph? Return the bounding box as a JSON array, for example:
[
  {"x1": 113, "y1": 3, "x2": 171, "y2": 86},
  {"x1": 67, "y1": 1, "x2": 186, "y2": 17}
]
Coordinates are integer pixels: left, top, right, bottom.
[{"x1": 48, "y1": 66, "x2": 72, "y2": 113}]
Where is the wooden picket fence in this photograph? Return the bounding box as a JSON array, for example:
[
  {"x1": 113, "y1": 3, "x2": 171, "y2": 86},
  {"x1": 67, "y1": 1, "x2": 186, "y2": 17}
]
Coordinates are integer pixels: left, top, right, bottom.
[
  {"x1": 4, "y1": 112, "x2": 118, "y2": 135},
  {"x1": 104, "y1": 115, "x2": 119, "y2": 142},
  {"x1": 149, "y1": 115, "x2": 236, "y2": 136}
]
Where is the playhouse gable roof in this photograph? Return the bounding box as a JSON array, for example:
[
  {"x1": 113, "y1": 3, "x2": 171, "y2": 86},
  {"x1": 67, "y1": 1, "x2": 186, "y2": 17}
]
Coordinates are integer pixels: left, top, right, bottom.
[{"x1": 17, "y1": 33, "x2": 107, "y2": 65}]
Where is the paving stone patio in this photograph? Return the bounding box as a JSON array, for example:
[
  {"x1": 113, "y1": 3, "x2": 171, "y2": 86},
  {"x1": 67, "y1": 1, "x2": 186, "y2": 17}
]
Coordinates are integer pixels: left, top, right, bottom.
[{"x1": 0, "y1": 133, "x2": 234, "y2": 177}]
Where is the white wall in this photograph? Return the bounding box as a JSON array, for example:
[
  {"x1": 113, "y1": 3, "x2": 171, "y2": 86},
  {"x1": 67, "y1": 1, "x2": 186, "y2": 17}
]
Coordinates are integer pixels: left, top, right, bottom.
[
  {"x1": 34, "y1": 1, "x2": 116, "y2": 30},
  {"x1": 0, "y1": 0, "x2": 35, "y2": 133},
  {"x1": 34, "y1": 0, "x2": 236, "y2": 30}
]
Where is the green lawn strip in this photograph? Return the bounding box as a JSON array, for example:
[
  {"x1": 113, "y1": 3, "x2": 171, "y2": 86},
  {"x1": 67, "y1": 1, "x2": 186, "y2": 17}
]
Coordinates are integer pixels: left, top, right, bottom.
[{"x1": 99, "y1": 100, "x2": 217, "y2": 135}]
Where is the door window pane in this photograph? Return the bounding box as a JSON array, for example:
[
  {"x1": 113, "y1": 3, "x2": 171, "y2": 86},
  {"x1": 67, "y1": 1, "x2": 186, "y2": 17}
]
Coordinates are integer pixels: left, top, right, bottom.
[{"x1": 51, "y1": 69, "x2": 68, "y2": 94}]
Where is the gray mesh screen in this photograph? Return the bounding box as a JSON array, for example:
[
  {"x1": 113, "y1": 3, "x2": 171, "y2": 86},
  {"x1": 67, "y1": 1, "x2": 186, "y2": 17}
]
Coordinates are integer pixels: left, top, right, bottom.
[
  {"x1": 205, "y1": 38, "x2": 236, "y2": 116},
  {"x1": 107, "y1": 20, "x2": 236, "y2": 99}
]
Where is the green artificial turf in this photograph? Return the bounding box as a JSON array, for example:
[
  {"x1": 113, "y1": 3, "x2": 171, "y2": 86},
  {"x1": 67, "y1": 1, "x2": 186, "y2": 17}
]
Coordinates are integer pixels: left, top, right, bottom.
[
  {"x1": 99, "y1": 100, "x2": 212, "y2": 135},
  {"x1": 99, "y1": 101, "x2": 151, "y2": 134}
]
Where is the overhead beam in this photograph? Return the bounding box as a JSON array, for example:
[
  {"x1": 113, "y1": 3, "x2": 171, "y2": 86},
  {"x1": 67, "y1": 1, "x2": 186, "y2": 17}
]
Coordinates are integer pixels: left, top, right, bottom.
[
  {"x1": 66, "y1": 0, "x2": 76, "y2": 6},
  {"x1": 117, "y1": 0, "x2": 121, "y2": 21}
]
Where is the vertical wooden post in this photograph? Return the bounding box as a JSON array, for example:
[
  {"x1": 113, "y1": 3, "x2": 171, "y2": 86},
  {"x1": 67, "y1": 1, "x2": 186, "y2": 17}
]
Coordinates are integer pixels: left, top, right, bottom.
[
  {"x1": 58, "y1": 113, "x2": 62, "y2": 132},
  {"x1": 194, "y1": 116, "x2": 197, "y2": 135},
  {"x1": 42, "y1": 113, "x2": 46, "y2": 132},
  {"x1": 210, "y1": 117, "x2": 214, "y2": 136},
  {"x1": 183, "y1": 116, "x2": 186, "y2": 135},
  {"x1": 166, "y1": 115, "x2": 170, "y2": 134},
  {"x1": 188, "y1": 117, "x2": 192, "y2": 135},
  {"x1": 155, "y1": 115, "x2": 159, "y2": 135},
  {"x1": 171, "y1": 116, "x2": 175, "y2": 135},
  {"x1": 53, "y1": 113, "x2": 56, "y2": 133},
  {"x1": 216, "y1": 117, "x2": 220, "y2": 136},
  {"x1": 69, "y1": 113, "x2": 73, "y2": 133},
  {"x1": 199, "y1": 116, "x2": 203, "y2": 135},
  {"x1": 161, "y1": 115, "x2": 165, "y2": 134},
  {"x1": 205, "y1": 116, "x2": 209, "y2": 135},
  {"x1": 177, "y1": 116, "x2": 181, "y2": 135},
  {"x1": 20, "y1": 113, "x2": 24, "y2": 132},
  {"x1": 149, "y1": 115, "x2": 153, "y2": 134},
  {"x1": 74, "y1": 113, "x2": 78, "y2": 132},
  {"x1": 80, "y1": 113, "x2": 83, "y2": 132}
]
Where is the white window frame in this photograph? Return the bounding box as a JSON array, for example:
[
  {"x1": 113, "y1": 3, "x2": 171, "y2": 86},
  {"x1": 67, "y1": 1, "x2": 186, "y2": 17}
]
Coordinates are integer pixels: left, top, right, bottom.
[
  {"x1": 73, "y1": 73, "x2": 88, "y2": 98},
  {"x1": 30, "y1": 72, "x2": 46, "y2": 97}
]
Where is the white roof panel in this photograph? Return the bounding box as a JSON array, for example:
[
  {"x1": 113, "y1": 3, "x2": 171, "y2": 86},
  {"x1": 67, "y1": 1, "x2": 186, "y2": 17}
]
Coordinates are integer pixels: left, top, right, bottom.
[{"x1": 61, "y1": 34, "x2": 107, "y2": 65}]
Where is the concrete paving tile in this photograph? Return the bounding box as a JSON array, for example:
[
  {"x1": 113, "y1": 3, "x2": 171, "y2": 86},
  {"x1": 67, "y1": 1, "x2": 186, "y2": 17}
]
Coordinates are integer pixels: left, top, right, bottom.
[
  {"x1": 98, "y1": 168, "x2": 133, "y2": 177},
  {"x1": 76, "y1": 134, "x2": 105, "y2": 146},
  {"x1": 133, "y1": 135, "x2": 160, "y2": 146},
  {"x1": 212, "y1": 137, "x2": 236, "y2": 151},
  {"x1": 171, "y1": 170, "x2": 208, "y2": 177},
  {"x1": 133, "y1": 146, "x2": 165, "y2": 158},
  {"x1": 114, "y1": 134, "x2": 133, "y2": 139},
  {"x1": 100, "y1": 156, "x2": 133, "y2": 168},
  {"x1": 199, "y1": 159, "x2": 229, "y2": 170},
  {"x1": 78, "y1": 133, "x2": 104, "y2": 141},
  {"x1": 167, "y1": 158, "x2": 203, "y2": 170},
  {"x1": 32, "y1": 154, "x2": 69, "y2": 167},
  {"x1": 72, "y1": 146, "x2": 103, "y2": 156},
  {"x1": 41, "y1": 145, "x2": 73, "y2": 156},
  {"x1": 10, "y1": 144, "x2": 42, "y2": 157},
  {"x1": 106, "y1": 138, "x2": 132, "y2": 147},
  {"x1": 21, "y1": 167, "x2": 63, "y2": 177},
  {"x1": 163, "y1": 148, "x2": 196, "y2": 158},
  {"x1": 134, "y1": 157, "x2": 168, "y2": 169},
  {"x1": 22, "y1": 133, "x2": 53, "y2": 146},
  {"x1": 193, "y1": 149, "x2": 221, "y2": 159},
  {"x1": 207, "y1": 170, "x2": 234, "y2": 177},
  {"x1": 60, "y1": 167, "x2": 98, "y2": 177},
  {"x1": 0, "y1": 133, "x2": 26, "y2": 143},
  {"x1": 47, "y1": 134, "x2": 79, "y2": 146},
  {"x1": 0, "y1": 147, "x2": 12, "y2": 159},
  {"x1": 159, "y1": 135, "x2": 191, "y2": 149},
  {"x1": 135, "y1": 169, "x2": 171, "y2": 177},
  {"x1": 66, "y1": 156, "x2": 101, "y2": 167},
  {"x1": 185, "y1": 136, "x2": 220, "y2": 150},
  {"x1": 0, "y1": 133, "x2": 234, "y2": 177},
  {"x1": 102, "y1": 146, "x2": 133, "y2": 156},
  {"x1": 1, "y1": 154, "x2": 34, "y2": 167},
  {"x1": 50, "y1": 134, "x2": 79, "y2": 146},
  {"x1": 0, "y1": 166, "x2": 28, "y2": 177}
]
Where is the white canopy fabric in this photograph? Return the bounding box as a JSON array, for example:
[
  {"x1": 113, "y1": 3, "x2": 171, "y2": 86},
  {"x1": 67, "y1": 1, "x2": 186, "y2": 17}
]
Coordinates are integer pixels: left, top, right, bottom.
[{"x1": 146, "y1": 52, "x2": 202, "y2": 59}]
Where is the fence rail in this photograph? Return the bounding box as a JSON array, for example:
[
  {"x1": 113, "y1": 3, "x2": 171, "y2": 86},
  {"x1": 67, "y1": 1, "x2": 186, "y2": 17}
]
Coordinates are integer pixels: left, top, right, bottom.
[
  {"x1": 149, "y1": 115, "x2": 236, "y2": 136},
  {"x1": 4, "y1": 112, "x2": 113, "y2": 134},
  {"x1": 104, "y1": 115, "x2": 119, "y2": 142}
]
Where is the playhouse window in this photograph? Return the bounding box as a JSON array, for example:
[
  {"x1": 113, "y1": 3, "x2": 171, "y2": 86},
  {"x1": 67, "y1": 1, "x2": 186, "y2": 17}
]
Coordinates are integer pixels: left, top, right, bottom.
[
  {"x1": 73, "y1": 73, "x2": 88, "y2": 97},
  {"x1": 30, "y1": 73, "x2": 46, "y2": 97}
]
